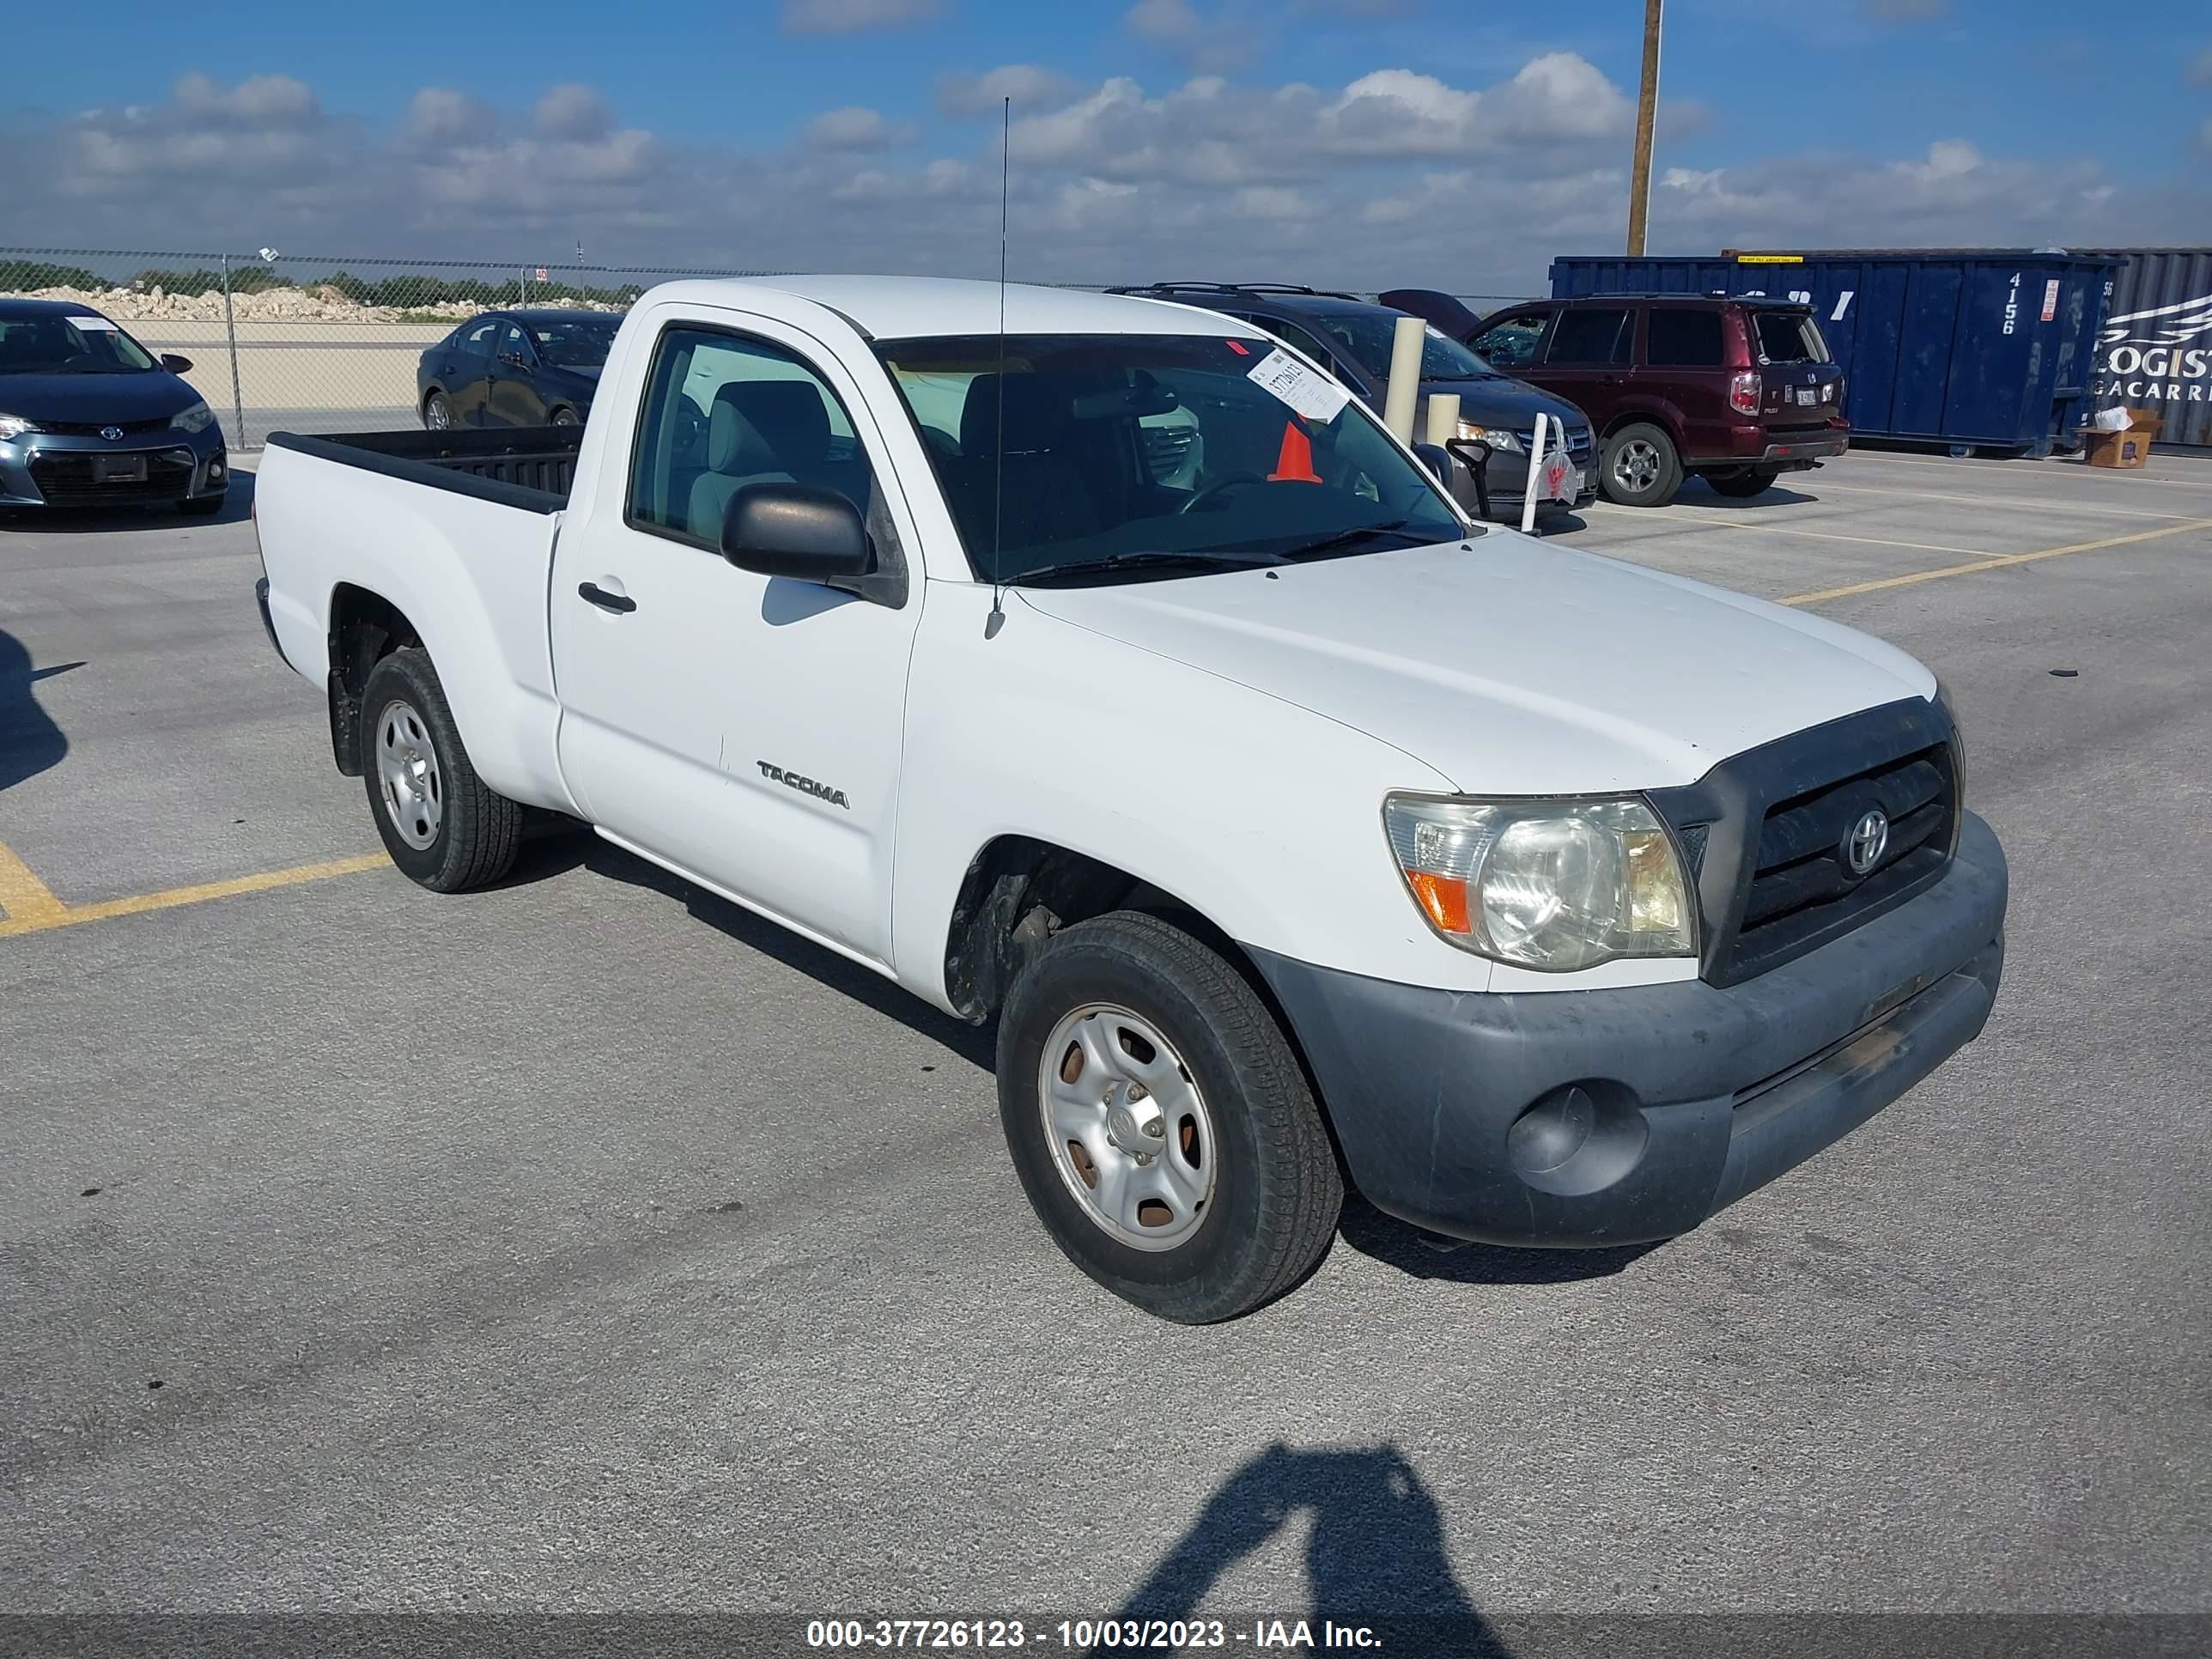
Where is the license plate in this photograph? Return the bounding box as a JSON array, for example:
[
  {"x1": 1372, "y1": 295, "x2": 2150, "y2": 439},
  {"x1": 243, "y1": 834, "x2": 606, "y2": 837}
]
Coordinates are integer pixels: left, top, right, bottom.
[
  {"x1": 91, "y1": 455, "x2": 148, "y2": 483},
  {"x1": 1796, "y1": 386, "x2": 1818, "y2": 406}
]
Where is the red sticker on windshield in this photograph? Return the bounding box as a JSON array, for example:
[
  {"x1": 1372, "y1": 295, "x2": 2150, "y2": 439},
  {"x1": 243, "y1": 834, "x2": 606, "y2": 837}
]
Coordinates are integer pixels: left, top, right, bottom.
[{"x1": 1224, "y1": 339, "x2": 1249, "y2": 356}]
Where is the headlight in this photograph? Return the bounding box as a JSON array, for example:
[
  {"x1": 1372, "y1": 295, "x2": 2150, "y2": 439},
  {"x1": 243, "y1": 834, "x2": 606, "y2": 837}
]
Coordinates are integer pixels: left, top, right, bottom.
[
  {"x1": 171, "y1": 400, "x2": 216, "y2": 433},
  {"x1": 1383, "y1": 793, "x2": 1697, "y2": 971},
  {"x1": 0, "y1": 413, "x2": 40, "y2": 440},
  {"x1": 1454, "y1": 419, "x2": 1522, "y2": 453}
]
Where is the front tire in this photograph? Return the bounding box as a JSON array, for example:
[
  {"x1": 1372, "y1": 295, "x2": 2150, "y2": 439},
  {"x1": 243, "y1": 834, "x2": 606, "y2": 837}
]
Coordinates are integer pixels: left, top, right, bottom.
[
  {"x1": 1601, "y1": 421, "x2": 1682, "y2": 507},
  {"x1": 422, "y1": 391, "x2": 453, "y2": 431},
  {"x1": 360, "y1": 647, "x2": 521, "y2": 892},
  {"x1": 997, "y1": 912, "x2": 1343, "y2": 1322},
  {"x1": 550, "y1": 406, "x2": 580, "y2": 428}
]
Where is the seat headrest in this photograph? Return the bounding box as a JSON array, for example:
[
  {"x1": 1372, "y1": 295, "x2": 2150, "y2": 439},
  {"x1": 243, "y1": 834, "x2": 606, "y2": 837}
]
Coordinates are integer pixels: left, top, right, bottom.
[
  {"x1": 720, "y1": 379, "x2": 834, "y2": 465},
  {"x1": 959, "y1": 373, "x2": 1072, "y2": 460},
  {"x1": 707, "y1": 386, "x2": 778, "y2": 475}
]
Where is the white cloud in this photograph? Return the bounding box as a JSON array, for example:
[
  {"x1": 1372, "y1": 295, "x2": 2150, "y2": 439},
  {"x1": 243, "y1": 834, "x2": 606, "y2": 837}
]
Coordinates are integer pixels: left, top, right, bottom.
[
  {"x1": 781, "y1": 0, "x2": 941, "y2": 34},
  {"x1": 1124, "y1": 0, "x2": 1258, "y2": 73},
  {"x1": 803, "y1": 106, "x2": 898, "y2": 150},
  {"x1": 533, "y1": 84, "x2": 612, "y2": 141},
  {"x1": 5, "y1": 68, "x2": 2199, "y2": 299},
  {"x1": 937, "y1": 64, "x2": 1079, "y2": 116}
]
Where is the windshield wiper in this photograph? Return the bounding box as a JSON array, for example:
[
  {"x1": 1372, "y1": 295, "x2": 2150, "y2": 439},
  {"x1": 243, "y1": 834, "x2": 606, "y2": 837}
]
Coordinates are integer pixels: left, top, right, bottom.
[
  {"x1": 1279, "y1": 519, "x2": 1431, "y2": 562},
  {"x1": 1012, "y1": 550, "x2": 1287, "y2": 586}
]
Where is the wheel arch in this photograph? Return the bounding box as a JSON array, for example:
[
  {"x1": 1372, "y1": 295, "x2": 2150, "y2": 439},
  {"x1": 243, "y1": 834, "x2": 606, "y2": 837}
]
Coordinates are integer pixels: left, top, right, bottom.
[
  {"x1": 325, "y1": 582, "x2": 422, "y2": 775},
  {"x1": 940, "y1": 835, "x2": 1283, "y2": 1030}
]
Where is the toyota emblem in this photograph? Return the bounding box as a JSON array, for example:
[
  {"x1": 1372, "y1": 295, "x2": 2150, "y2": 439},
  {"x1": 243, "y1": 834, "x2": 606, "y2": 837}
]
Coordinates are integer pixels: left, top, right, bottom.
[
  {"x1": 1843, "y1": 808, "x2": 1890, "y2": 878},
  {"x1": 100, "y1": 425, "x2": 125, "y2": 441}
]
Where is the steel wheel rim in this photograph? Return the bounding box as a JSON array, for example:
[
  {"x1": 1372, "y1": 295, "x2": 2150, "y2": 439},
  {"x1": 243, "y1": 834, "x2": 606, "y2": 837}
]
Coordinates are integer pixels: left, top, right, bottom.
[
  {"x1": 375, "y1": 699, "x2": 443, "y2": 850},
  {"x1": 1613, "y1": 439, "x2": 1661, "y2": 492},
  {"x1": 1038, "y1": 1003, "x2": 1218, "y2": 1252},
  {"x1": 425, "y1": 397, "x2": 451, "y2": 431}
]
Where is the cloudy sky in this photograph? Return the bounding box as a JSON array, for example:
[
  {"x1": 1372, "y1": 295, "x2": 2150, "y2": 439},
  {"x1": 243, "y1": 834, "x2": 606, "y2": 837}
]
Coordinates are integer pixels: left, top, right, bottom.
[{"x1": 6, "y1": 0, "x2": 2208, "y2": 295}]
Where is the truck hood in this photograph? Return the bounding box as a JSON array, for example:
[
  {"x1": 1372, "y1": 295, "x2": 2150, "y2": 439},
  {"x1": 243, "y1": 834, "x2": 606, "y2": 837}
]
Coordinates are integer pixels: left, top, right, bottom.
[{"x1": 1016, "y1": 535, "x2": 1934, "y2": 793}]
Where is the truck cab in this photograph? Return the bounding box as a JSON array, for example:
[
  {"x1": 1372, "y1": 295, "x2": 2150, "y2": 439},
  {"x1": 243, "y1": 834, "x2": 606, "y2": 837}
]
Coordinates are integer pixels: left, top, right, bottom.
[{"x1": 252, "y1": 276, "x2": 2004, "y2": 1323}]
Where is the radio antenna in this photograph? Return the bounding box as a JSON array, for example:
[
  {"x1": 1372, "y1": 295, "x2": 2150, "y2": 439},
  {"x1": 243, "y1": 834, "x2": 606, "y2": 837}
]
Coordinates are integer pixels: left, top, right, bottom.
[{"x1": 988, "y1": 94, "x2": 1010, "y2": 631}]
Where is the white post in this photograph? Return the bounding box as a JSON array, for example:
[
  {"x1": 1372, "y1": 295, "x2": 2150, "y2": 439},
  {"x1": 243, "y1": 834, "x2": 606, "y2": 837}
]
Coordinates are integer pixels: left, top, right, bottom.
[
  {"x1": 1422, "y1": 392, "x2": 1461, "y2": 447},
  {"x1": 1521, "y1": 412, "x2": 1550, "y2": 533},
  {"x1": 1382, "y1": 314, "x2": 1425, "y2": 445}
]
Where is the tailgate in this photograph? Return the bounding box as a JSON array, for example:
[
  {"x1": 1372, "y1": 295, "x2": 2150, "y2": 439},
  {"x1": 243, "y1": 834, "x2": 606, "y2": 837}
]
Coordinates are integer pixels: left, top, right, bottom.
[{"x1": 1749, "y1": 307, "x2": 1845, "y2": 420}]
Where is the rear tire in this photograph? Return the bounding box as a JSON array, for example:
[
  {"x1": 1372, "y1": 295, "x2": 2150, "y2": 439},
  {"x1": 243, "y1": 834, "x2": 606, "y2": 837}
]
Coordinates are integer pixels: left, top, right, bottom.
[
  {"x1": 1601, "y1": 422, "x2": 1682, "y2": 507},
  {"x1": 997, "y1": 911, "x2": 1343, "y2": 1323},
  {"x1": 1705, "y1": 466, "x2": 1779, "y2": 499},
  {"x1": 360, "y1": 647, "x2": 521, "y2": 892}
]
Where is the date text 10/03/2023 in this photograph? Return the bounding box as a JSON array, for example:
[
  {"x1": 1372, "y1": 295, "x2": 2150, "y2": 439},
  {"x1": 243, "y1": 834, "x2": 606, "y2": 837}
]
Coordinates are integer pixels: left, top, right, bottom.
[{"x1": 805, "y1": 1619, "x2": 1385, "y2": 1649}]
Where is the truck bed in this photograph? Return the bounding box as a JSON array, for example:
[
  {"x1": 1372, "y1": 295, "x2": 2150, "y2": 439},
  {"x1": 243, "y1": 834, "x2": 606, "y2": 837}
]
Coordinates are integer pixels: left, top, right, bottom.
[{"x1": 263, "y1": 426, "x2": 581, "y2": 511}]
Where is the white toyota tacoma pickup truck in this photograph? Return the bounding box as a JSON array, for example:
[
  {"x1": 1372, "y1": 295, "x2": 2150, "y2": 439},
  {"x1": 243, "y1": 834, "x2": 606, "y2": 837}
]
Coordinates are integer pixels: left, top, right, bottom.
[{"x1": 253, "y1": 277, "x2": 2007, "y2": 1322}]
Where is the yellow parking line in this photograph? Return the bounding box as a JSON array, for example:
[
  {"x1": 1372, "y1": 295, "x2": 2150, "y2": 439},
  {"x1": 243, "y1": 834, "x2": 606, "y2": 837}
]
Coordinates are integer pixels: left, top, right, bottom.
[
  {"x1": 0, "y1": 850, "x2": 387, "y2": 939},
  {"x1": 1782, "y1": 516, "x2": 2212, "y2": 606},
  {"x1": 0, "y1": 841, "x2": 70, "y2": 930},
  {"x1": 1589, "y1": 503, "x2": 2001, "y2": 559}
]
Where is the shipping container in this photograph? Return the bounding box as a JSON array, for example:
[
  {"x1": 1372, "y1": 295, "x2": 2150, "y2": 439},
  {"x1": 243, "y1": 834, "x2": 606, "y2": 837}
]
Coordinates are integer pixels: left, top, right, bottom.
[
  {"x1": 1547, "y1": 251, "x2": 2119, "y2": 457},
  {"x1": 2073, "y1": 248, "x2": 2212, "y2": 449}
]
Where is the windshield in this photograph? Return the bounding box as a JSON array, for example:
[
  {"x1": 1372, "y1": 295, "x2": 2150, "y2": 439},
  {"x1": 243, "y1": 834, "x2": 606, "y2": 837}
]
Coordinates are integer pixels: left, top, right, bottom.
[
  {"x1": 877, "y1": 332, "x2": 1466, "y2": 584},
  {"x1": 0, "y1": 312, "x2": 160, "y2": 375},
  {"x1": 1309, "y1": 310, "x2": 1498, "y2": 380},
  {"x1": 527, "y1": 316, "x2": 622, "y2": 368}
]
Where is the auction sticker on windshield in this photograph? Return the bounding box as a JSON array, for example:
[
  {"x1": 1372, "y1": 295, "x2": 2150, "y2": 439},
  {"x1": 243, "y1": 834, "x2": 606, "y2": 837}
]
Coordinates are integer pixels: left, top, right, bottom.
[
  {"x1": 69, "y1": 315, "x2": 121, "y2": 331},
  {"x1": 1247, "y1": 348, "x2": 1350, "y2": 424}
]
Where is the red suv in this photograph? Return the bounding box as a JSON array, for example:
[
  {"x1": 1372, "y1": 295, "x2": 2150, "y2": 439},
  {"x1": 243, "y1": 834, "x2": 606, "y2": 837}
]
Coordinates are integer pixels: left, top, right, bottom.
[{"x1": 1382, "y1": 290, "x2": 1848, "y2": 507}]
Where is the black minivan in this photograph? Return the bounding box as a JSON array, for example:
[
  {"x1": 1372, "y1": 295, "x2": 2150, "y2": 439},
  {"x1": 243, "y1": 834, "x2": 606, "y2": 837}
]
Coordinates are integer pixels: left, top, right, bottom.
[{"x1": 1113, "y1": 283, "x2": 1599, "y2": 521}]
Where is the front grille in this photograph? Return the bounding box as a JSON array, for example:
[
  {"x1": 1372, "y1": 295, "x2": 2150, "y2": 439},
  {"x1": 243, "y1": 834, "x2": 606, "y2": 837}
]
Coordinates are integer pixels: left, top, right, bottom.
[
  {"x1": 1518, "y1": 423, "x2": 1595, "y2": 465},
  {"x1": 30, "y1": 447, "x2": 198, "y2": 506},
  {"x1": 1648, "y1": 697, "x2": 1961, "y2": 988},
  {"x1": 35, "y1": 416, "x2": 173, "y2": 437}
]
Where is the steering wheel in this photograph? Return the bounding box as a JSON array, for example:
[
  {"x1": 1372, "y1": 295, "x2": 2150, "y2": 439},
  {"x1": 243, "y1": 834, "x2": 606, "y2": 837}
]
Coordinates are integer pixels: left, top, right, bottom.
[{"x1": 1177, "y1": 472, "x2": 1267, "y2": 514}]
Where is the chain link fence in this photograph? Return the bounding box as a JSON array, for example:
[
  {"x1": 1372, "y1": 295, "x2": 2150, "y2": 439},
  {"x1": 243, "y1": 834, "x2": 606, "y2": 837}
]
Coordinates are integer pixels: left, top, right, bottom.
[{"x1": 2, "y1": 246, "x2": 1529, "y2": 449}]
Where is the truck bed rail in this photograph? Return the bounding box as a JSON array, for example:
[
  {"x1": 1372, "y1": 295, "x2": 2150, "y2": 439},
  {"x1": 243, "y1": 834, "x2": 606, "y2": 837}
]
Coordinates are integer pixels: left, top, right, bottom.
[{"x1": 264, "y1": 427, "x2": 579, "y2": 514}]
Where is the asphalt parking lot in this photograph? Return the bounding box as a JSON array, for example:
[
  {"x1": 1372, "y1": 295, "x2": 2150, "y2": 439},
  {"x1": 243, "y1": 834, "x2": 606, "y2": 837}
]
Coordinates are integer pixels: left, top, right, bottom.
[{"x1": 3, "y1": 446, "x2": 2209, "y2": 1648}]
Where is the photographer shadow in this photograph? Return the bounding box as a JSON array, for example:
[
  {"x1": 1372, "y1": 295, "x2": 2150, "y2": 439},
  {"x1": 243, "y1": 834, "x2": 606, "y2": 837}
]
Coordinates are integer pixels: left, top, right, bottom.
[{"x1": 1100, "y1": 1443, "x2": 1511, "y2": 1657}]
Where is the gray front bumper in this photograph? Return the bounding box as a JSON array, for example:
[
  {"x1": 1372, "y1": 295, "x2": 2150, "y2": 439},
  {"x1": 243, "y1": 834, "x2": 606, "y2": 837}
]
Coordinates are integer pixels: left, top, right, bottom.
[
  {"x1": 1253, "y1": 811, "x2": 2008, "y2": 1246},
  {"x1": 0, "y1": 428, "x2": 228, "y2": 507}
]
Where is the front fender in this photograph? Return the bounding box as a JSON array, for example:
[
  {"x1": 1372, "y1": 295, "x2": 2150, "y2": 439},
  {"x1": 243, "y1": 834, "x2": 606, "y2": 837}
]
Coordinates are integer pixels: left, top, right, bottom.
[{"x1": 889, "y1": 584, "x2": 1486, "y2": 1013}]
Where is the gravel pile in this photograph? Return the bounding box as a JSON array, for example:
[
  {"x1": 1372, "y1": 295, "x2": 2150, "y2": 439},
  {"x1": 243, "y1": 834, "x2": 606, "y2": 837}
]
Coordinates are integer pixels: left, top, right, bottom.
[{"x1": 0, "y1": 283, "x2": 626, "y2": 324}]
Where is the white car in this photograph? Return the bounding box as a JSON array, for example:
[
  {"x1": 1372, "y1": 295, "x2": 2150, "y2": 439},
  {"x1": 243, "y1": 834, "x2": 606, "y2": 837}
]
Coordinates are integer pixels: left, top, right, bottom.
[{"x1": 252, "y1": 276, "x2": 2007, "y2": 1322}]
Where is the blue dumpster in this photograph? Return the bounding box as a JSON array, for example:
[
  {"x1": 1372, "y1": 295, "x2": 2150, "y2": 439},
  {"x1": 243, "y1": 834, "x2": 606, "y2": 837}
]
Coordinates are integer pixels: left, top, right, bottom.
[{"x1": 1547, "y1": 250, "x2": 2120, "y2": 457}]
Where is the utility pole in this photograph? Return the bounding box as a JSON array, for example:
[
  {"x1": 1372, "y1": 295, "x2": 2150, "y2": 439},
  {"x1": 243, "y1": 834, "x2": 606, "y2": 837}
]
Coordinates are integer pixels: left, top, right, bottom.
[{"x1": 1626, "y1": 0, "x2": 1663, "y2": 256}]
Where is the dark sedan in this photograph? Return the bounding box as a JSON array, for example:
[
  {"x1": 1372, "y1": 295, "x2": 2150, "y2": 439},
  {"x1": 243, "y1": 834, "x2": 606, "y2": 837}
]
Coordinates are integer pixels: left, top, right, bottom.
[
  {"x1": 416, "y1": 309, "x2": 622, "y2": 430},
  {"x1": 0, "y1": 300, "x2": 229, "y2": 515}
]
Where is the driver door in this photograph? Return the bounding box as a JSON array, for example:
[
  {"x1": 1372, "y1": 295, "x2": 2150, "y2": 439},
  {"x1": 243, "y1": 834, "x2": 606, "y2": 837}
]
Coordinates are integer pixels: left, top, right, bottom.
[{"x1": 549, "y1": 307, "x2": 923, "y2": 963}]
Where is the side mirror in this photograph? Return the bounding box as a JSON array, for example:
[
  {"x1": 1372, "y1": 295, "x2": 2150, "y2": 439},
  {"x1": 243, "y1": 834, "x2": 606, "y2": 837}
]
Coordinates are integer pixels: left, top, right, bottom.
[
  {"x1": 1412, "y1": 442, "x2": 1453, "y2": 478},
  {"x1": 721, "y1": 483, "x2": 872, "y2": 585},
  {"x1": 498, "y1": 350, "x2": 531, "y2": 370},
  {"x1": 160, "y1": 353, "x2": 194, "y2": 374}
]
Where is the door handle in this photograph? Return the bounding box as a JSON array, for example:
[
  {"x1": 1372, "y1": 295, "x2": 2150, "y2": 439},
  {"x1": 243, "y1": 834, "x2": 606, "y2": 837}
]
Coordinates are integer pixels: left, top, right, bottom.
[{"x1": 577, "y1": 580, "x2": 635, "y2": 614}]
